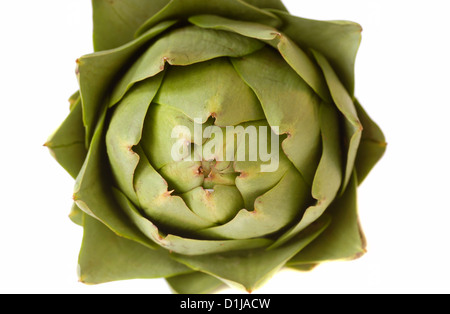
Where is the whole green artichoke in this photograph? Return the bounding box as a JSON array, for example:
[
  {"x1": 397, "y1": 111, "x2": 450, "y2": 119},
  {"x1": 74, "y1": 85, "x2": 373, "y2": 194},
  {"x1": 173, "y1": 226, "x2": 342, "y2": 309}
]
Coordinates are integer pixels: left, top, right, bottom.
[{"x1": 46, "y1": 0, "x2": 386, "y2": 293}]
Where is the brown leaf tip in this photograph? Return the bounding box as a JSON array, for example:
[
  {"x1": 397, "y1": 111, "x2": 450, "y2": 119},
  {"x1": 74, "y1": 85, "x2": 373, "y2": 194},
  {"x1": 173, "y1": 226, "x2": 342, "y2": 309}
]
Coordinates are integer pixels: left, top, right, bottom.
[
  {"x1": 163, "y1": 190, "x2": 174, "y2": 197},
  {"x1": 238, "y1": 171, "x2": 248, "y2": 179}
]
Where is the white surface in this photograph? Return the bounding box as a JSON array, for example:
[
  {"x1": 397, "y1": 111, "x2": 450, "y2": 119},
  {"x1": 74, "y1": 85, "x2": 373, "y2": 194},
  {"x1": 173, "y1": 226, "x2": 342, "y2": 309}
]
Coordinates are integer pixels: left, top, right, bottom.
[{"x1": 0, "y1": 0, "x2": 449, "y2": 294}]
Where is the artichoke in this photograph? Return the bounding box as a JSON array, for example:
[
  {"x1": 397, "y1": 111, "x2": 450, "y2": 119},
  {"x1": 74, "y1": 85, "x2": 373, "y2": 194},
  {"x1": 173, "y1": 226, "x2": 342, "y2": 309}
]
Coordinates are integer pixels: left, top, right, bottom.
[{"x1": 46, "y1": 0, "x2": 386, "y2": 294}]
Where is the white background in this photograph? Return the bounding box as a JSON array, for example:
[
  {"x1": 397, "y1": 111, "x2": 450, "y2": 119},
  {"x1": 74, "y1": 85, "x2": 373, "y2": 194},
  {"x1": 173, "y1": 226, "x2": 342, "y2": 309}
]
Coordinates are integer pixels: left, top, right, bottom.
[{"x1": 0, "y1": 0, "x2": 449, "y2": 294}]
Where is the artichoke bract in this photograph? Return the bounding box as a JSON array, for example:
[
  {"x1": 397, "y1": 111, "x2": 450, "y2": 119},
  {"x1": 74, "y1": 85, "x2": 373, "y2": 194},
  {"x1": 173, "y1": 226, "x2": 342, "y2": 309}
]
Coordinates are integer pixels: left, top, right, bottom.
[{"x1": 46, "y1": 0, "x2": 386, "y2": 293}]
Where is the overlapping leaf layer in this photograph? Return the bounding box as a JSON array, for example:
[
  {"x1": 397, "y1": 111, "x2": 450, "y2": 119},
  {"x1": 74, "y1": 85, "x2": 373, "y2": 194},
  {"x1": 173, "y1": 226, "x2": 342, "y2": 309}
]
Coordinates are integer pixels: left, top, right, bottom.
[{"x1": 46, "y1": 0, "x2": 386, "y2": 293}]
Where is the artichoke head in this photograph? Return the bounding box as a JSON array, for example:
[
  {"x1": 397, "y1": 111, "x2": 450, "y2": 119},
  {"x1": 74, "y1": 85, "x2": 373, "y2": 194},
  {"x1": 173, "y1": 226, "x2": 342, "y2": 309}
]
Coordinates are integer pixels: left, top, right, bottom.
[{"x1": 45, "y1": 0, "x2": 386, "y2": 294}]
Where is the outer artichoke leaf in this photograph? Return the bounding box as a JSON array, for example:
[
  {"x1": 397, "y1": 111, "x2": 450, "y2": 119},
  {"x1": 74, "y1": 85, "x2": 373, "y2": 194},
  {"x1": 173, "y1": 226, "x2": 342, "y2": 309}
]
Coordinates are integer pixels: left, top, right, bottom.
[
  {"x1": 231, "y1": 47, "x2": 321, "y2": 184},
  {"x1": 68, "y1": 90, "x2": 80, "y2": 111},
  {"x1": 354, "y1": 141, "x2": 385, "y2": 185},
  {"x1": 106, "y1": 74, "x2": 164, "y2": 206},
  {"x1": 73, "y1": 108, "x2": 158, "y2": 250},
  {"x1": 270, "y1": 102, "x2": 343, "y2": 248},
  {"x1": 112, "y1": 185, "x2": 162, "y2": 244},
  {"x1": 272, "y1": 10, "x2": 362, "y2": 96},
  {"x1": 78, "y1": 213, "x2": 191, "y2": 285},
  {"x1": 172, "y1": 214, "x2": 330, "y2": 293},
  {"x1": 189, "y1": 15, "x2": 330, "y2": 102},
  {"x1": 287, "y1": 174, "x2": 366, "y2": 265},
  {"x1": 354, "y1": 99, "x2": 387, "y2": 184},
  {"x1": 164, "y1": 235, "x2": 273, "y2": 256},
  {"x1": 110, "y1": 26, "x2": 265, "y2": 107},
  {"x1": 287, "y1": 263, "x2": 319, "y2": 272},
  {"x1": 154, "y1": 58, "x2": 265, "y2": 126},
  {"x1": 277, "y1": 36, "x2": 332, "y2": 103},
  {"x1": 77, "y1": 20, "x2": 177, "y2": 143},
  {"x1": 114, "y1": 186, "x2": 273, "y2": 255},
  {"x1": 69, "y1": 202, "x2": 83, "y2": 226},
  {"x1": 198, "y1": 166, "x2": 311, "y2": 239},
  {"x1": 45, "y1": 96, "x2": 87, "y2": 179},
  {"x1": 133, "y1": 145, "x2": 216, "y2": 235},
  {"x1": 135, "y1": 0, "x2": 281, "y2": 37},
  {"x1": 313, "y1": 51, "x2": 362, "y2": 192},
  {"x1": 189, "y1": 14, "x2": 280, "y2": 40},
  {"x1": 241, "y1": 0, "x2": 288, "y2": 11},
  {"x1": 92, "y1": 0, "x2": 171, "y2": 51},
  {"x1": 166, "y1": 272, "x2": 226, "y2": 294}
]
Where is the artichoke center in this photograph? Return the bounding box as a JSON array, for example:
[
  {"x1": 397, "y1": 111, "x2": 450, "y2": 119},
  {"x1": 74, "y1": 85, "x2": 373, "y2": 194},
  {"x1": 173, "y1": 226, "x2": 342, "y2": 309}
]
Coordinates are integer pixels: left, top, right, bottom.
[{"x1": 199, "y1": 160, "x2": 238, "y2": 190}]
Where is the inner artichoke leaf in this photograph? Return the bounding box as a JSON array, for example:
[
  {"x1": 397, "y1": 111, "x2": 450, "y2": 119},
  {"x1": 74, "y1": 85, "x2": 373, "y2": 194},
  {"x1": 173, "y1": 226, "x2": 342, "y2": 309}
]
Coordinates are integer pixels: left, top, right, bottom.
[
  {"x1": 231, "y1": 47, "x2": 322, "y2": 184},
  {"x1": 171, "y1": 214, "x2": 331, "y2": 293},
  {"x1": 154, "y1": 58, "x2": 265, "y2": 126},
  {"x1": 287, "y1": 173, "x2": 366, "y2": 265},
  {"x1": 272, "y1": 10, "x2": 362, "y2": 96},
  {"x1": 188, "y1": 15, "x2": 330, "y2": 102},
  {"x1": 158, "y1": 159, "x2": 204, "y2": 194},
  {"x1": 78, "y1": 212, "x2": 191, "y2": 285},
  {"x1": 313, "y1": 50, "x2": 362, "y2": 192},
  {"x1": 233, "y1": 120, "x2": 292, "y2": 210},
  {"x1": 181, "y1": 185, "x2": 244, "y2": 225},
  {"x1": 113, "y1": 186, "x2": 272, "y2": 255},
  {"x1": 135, "y1": 0, "x2": 281, "y2": 37},
  {"x1": 45, "y1": 95, "x2": 87, "y2": 179},
  {"x1": 77, "y1": 20, "x2": 177, "y2": 143},
  {"x1": 270, "y1": 102, "x2": 343, "y2": 249},
  {"x1": 198, "y1": 165, "x2": 311, "y2": 240},
  {"x1": 140, "y1": 102, "x2": 213, "y2": 171},
  {"x1": 73, "y1": 107, "x2": 159, "y2": 250},
  {"x1": 133, "y1": 145, "x2": 215, "y2": 235},
  {"x1": 106, "y1": 74, "x2": 164, "y2": 207},
  {"x1": 110, "y1": 26, "x2": 265, "y2": 108}
]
